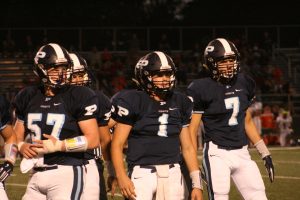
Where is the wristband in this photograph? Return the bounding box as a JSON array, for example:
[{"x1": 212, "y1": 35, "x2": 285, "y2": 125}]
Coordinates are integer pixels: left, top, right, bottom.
[
  {"x1": 254, "y1": 139, "x2": 270, "y2": 158},
  {"x1": 64, "y1": 136, "x2": 88, "y2": 152},
  {"x1": 190, "y1": 170, "x2": 203, "y2": 190},
  {"x1": 42, "y1": 139, "x2": 63, "y2": 153},
  {"x1": 4, "y1": 143, "x2": 18, "y2": 165}
]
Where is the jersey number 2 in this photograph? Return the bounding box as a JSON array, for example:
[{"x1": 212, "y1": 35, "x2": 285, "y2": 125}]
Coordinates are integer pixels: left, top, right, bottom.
[{"x1": 224, "y1": 97, "x2": 240, "y2": 126}]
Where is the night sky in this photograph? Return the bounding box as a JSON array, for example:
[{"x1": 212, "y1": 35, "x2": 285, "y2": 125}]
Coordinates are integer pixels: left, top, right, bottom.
[{"x1": 1, "y1": 0, "x2": 300, "y2": 27}]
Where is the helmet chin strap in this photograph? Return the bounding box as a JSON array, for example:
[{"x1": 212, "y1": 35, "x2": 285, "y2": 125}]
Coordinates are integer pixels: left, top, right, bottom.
[
  {"x1": 149, "y1": 86, "x2": 172, "y2": 101},
  {"x1": 47, "y1": 70, "x2": 67, "y2": 87},
  {"x1": 217, "y1": 74, "x2": 237, "y2": 85}
]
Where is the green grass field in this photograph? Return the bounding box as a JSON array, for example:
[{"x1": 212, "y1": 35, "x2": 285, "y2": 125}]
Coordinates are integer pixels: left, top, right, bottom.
[{"x1": 5, "y1": 147, "x2": 300, "y2": 200}]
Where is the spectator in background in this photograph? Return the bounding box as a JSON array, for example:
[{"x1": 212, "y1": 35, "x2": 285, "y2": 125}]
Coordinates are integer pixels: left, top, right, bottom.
[
  {"x1": 272, "y1": 65, "x2": 283, "y2": 93},
  {"x1": 271, "y1": 104, "x2": 281, "y2": 119},
  {"x1": 276, "y1": 109, "x2": 293, "y2": 147},
  {"x1": 261, "y1": 105, "x2": 275, "y2": 133},
  {"x1": 261, "y1": 105, "x2": 276, "y2": 145}
]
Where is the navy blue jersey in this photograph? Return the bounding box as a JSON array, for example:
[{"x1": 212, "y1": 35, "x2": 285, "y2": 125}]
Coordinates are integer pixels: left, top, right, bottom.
[
  {"x1": 85, "y1": 90, "x2": 112, "y2": 160},
  {"x1": 0, "y1": 95, "x2": 11, "y2": 131},
  {"x1": 111, "y1": 89, "x2": 192, "y2": 167},
  {"x1": 95, "y1": 90, "x2": 111, "y2": 126},
  {"x1": 12, "y1": 85, "x2": 98, "y2": 165},
  {"x1": 187, "y1": 73, "x2": 255, "y2": 147}
]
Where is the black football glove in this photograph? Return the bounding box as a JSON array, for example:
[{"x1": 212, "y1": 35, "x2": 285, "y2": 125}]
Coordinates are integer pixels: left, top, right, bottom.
[
  {"x1": 0, "y1": 161, "x2": 14, "y2": 182},
  {"x1": 263, "y1": 155, "x2": 274, "y2": 183}
]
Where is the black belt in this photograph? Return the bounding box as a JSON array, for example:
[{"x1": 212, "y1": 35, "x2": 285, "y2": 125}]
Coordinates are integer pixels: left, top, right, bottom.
[
  {"x1": 140, "y1": 164, "x2": 175, "y2": 173},
  {"x1": 33, "y1": 166, "x2": 58, "y2": 172},
  {"x1": 217, "y1": 145, "x2": 243, "y2": 150}
]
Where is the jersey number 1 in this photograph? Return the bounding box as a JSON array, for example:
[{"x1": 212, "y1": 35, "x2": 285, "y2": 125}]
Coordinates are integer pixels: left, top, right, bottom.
[{"x1": 158, "y1": 113, "x2": 168, "y2": 137}]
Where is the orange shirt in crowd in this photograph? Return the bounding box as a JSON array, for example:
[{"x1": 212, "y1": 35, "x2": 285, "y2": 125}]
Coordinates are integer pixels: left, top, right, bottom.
[{"x1": 261, "y1": 113, "x2": 275, "y2": 129}]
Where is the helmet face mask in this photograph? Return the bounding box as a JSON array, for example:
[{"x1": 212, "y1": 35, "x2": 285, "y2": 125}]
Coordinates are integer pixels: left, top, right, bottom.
[
  {"x1": 70, "y1": 70, "x2": 91, "y2": 86},
  {"x1": 204, "y1": 38, "x2": 240, "y2": 84},
  {"x1": 135, "y1": 51, "x2": 177, "y2": 98},
  {"x1": 34, "y1": 43, "x2": 72, "y2": 88},
  {"x1": 46, "y1": 65, "x2": 70, "y2": 86},
  {"x1": 216, "y1": 56, "x2": 239, "y2": 80}
]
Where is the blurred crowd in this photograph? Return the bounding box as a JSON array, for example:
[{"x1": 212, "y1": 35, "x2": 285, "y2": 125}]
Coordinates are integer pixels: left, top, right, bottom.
[
  {"x1": 1, "y1": 30, "x2": 295, "y2": 98},
  {"x1": 249, "y1": 101, "x2": 295, "y2": 147},
  {"x1": 0, "y1": 30, "x2": 298, "y2": 148}
]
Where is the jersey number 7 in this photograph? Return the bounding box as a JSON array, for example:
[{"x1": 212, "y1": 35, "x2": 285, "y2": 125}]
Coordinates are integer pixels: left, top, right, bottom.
[{"x1": 224, "y1": 97, "x2": 240, "y2": 126}]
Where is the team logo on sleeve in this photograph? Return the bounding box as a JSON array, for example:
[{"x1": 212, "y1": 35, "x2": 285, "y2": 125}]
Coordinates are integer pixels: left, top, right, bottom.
[
  {"x1": 117, "y1": 105, "x2": 129, "y2": 117},
  {"x1": 84, "y1": 104, "x2": 97, "y2": 116}
]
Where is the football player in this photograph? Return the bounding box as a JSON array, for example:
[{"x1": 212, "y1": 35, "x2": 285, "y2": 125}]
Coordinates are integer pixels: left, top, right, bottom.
[
  {"x1": 0, "y1": 95, "x2": 18, "y2": 200},
  {"x1": 12, "y1": 43, "x2": 100, "y2": 200},
  {"x1": 68, "y1": 52, "x2": 115, "y2": 200},
  {"x1": 111, "y1": 51, "x2": 203, "y2": 200},
  {"x1": 187, "y1": 38, "x2": 274, "y2": 200}
]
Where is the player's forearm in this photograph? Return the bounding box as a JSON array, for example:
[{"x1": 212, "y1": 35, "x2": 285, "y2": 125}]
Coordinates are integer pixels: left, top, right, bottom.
[
  {"x1": 189, "y1": 125, "x2": 199, "y2": 151},
  {"x1": 2, "y1": 125, "x2": 17, "y2": 144},
  {"x1": 2, "y1": 126, "x2": 18, "y2": 164},
  {"x1": 189, "y1": 113, "x2": 202, "y2": 151},
  {"x1": 245, "y1": 110, "x2": 261, "y2": 144},
  {"x1": 99, "y1": 126, "x2": 112, "y2": 161},
  {"x1": 111, "y1": 144, "x2": 127, "y2": 178},
  {"x1": 182, "y1": 146, "x2": 204, "y2": 191},
  {"x1": 4, "y1": 143, "x2": 18, "y2": 164},
  {"x1": 13, "y1": 120, "x2": 25, "y2": 144},
  {"x1": 64, "y1": 135, "x2": 99, "y2": 151},
  {"x1": 78, "y1": 118, "x2": 100, "y2": 149},
  {"x1": 39, "y1": 135, "x2": 92, "y2": 153},
  {"x1": 245, "y1": 119, "x2": 261, "y2": 144},
  {"x1": 102, "y1": 144, "x2": 111, "y2": 161},
  {"x1": 182, "y1": 146, "x2": 199, "y2": 172}
]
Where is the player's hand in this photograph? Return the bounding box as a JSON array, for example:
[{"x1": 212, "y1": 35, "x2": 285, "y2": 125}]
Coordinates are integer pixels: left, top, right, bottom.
[
  {"x1": 19, "y1": 142, "x2": 44, "y2": 159},
  {"x1": 0, "y1": 161, "x2": 13, "y2": 182},
  {"x1": 107, "y1": 176, "x2": 118, "y2": 198},
  {"x1": 33, "y1": 134, "x2": 64, "y2": 154},
  {"x1": 263, "y1": 155, "x2": 274, "y2": 183},
  {"x1": 117, "y1": 174, "x2": 136, "y2": 200},
  {"x1": 191, "y1": 188, "x2": 203, "y2": 200},
  {"x1": 33, "y1": 134, "x2": 58, "y2": 145}
]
